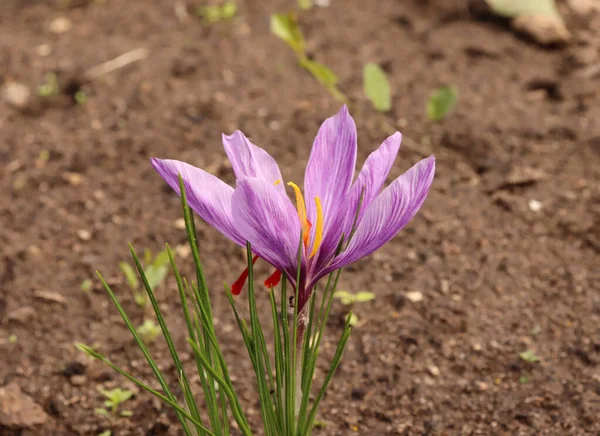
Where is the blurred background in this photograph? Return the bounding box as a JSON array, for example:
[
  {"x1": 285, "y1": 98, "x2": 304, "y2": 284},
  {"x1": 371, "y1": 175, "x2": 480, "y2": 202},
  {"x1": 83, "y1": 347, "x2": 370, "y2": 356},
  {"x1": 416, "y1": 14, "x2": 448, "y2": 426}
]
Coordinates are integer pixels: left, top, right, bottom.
[{"x1": 1, "y1": 0, "x2": 599, "y2": 434}]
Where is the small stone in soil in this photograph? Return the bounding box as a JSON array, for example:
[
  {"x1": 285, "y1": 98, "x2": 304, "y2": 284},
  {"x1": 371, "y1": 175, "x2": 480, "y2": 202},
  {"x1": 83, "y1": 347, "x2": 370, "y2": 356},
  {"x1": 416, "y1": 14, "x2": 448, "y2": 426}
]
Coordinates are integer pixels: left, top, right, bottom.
[
  {"x1": 406, "y1": 291, "x2": 424, "y2": 303},
  {"x1": 50, "y1": 17, "x2": 72, "y2": 34},
  {"x1": 2, "y1": 82, "x2": 31, "y2": 110},
  {"x1": 7, "y1": 306, "x2": 37, "y2": 324},
  {"x1": 428, "y1": 365, "x2": 440, "y2": 377},
  {"x1": 528, "y1": 199, "x2": 543, "y2": 212},
  {"x1": 33, "y1": 290, "x2": 67, "y2": 305},
  {"x1": 0, "y1": 383, "x2": 48, "y2": 428},
  {"x1": 77, "y1": 229, "x2": 92, "y2": 241}
]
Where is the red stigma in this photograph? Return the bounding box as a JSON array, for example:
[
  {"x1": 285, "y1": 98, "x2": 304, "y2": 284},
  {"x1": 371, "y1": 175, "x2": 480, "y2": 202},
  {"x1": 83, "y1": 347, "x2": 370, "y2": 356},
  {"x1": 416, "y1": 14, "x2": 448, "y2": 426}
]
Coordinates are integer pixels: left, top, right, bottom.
[
  {"x1": 230, "y1": 255, "x2": 259, "y2": 295},
  {"x1": 264, "y1": 269, "x2": 282, "y2": 289}
]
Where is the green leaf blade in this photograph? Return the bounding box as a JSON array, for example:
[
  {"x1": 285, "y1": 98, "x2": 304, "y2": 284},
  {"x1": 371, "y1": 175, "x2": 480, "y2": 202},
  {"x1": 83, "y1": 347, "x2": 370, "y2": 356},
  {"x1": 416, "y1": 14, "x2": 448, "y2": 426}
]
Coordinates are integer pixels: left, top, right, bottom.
[
  {"x1": 426, "y1": 85, "x2": 458, "y2": 121},
  {"x1": 270, "y1": 13, "x2": 305, "y2": 55},
  {"x1": 363, "y1": 63, "x2": 391, "y2": 112}
]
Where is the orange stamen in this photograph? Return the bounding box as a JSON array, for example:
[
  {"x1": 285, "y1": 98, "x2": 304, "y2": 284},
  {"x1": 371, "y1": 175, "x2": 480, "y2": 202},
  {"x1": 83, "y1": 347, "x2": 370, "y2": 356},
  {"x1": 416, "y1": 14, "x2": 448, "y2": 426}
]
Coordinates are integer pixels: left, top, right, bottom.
[
  {"x1": 264, "y1": 269, "x2": 283, "y2": 289},
  {"x1": 309, "y1": 196, "x2": 323, "y2": 258},
  {"x1": 287, "y1": 182, "x2": 313, "y2": 248},
  {"x1": 230, "y1": 255, "x2": 259, "y2": 295}
]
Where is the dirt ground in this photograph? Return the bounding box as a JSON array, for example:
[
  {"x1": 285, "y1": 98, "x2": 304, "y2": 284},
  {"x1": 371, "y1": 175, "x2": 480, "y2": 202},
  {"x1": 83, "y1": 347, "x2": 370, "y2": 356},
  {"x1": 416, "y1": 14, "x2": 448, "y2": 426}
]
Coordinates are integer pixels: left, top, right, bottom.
[{"x1": 1, "y1": 0, "x2": 599, "y2": 435}]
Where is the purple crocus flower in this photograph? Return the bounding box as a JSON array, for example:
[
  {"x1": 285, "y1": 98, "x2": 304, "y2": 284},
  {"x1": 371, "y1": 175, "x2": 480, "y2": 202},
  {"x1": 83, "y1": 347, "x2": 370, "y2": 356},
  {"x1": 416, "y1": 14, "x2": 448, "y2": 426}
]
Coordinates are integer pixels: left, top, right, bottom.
[{"x1": 151, "y1": 106, "x2": 435, "y2": 312}]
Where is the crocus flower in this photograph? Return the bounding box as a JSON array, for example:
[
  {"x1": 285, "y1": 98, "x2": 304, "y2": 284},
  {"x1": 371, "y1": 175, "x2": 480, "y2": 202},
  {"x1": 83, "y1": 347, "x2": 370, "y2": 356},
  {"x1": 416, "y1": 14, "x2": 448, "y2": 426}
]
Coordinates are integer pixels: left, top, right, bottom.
[{"x1": 151, "y1": 106, "x2": 435, "y2": 313}]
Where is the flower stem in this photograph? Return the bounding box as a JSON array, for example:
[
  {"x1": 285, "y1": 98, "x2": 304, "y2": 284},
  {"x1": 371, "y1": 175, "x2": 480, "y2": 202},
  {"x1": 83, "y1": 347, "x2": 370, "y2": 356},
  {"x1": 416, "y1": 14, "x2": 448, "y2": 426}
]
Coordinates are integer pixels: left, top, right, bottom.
[{"x1": 295, "y1": 305, "x2": 308, "y2": 418}]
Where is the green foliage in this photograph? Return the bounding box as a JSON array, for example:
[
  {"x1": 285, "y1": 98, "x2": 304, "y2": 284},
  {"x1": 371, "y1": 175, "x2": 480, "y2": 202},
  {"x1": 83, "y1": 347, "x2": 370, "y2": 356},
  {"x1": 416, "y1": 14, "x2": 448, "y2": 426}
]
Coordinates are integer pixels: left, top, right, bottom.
[
  {"x1": 299, "y1": 58, "x2": 348, "y2": 103},
  {"x1": 518, "y1": 374, "x2": 530, "y2": 384},
  {"x1": 426, "y1": 85, "x2": 458, "y2": 121},
  {"x1": 38, "y1": 150, "x2": 50, "y2": 162},
  {"x1": 37, "y1": 72, "x2": 60, "y2": 97},
  {"x1": 347, "y1": 313, "x2": 359, "y2": 326},
  {"x1": 333, "y1": 291, "x2": 374, "y2": 327},
  {"x1": 270, "y1": 13, "x2": 305, "y2": 55},
  {"x1": 519, "y1": 350, "x2": 540, "y2": 363},
  {"x1": 119, "y1": 261, "x2": 138, "y2": 289},
  {"x1": 271, "y1": 13, "x2": 347, "y2": 103},
  {"x1": 78, "y1": 177, "x2": 353, "y2": 436},
  {"x1": 81, "y1": 279, "x2": 93, "y2": 293},
  {"x1": 300, "y1": 59, "x2": 338, "y2": 88},
  {"x1": 98, "y1": 431, "x2": 112, "y2": 436},
  {"x1": 96, "y1": 387, "x2": 133, "y2": 417},
  {"x1": 8, "y1": 334, "x2": 17, "y2": 343},
  {"x1": 196, "y1": 2, "x2": 237, "y2": 24},
  {"x1": 74, "y1": 90, "x2": 87, "y2": 105},
  {"x1": 137, "y1": 319, "x2": 161, "y2": 343},
  {"x1": 298, "y1": 0, "x2": 313, "y2": 10},
  {"x1": 119, "y1": 248, "x2": 170, "y2": 307},
  {"x1": 333, "y1": 290, "x2": 375, "y2": 305},
  {"x1": 486, "y1": 0, "x2": 561, "y2": 19},
  {"x1": 363, "y1": 63, "x2": 391, "y2": 112}
]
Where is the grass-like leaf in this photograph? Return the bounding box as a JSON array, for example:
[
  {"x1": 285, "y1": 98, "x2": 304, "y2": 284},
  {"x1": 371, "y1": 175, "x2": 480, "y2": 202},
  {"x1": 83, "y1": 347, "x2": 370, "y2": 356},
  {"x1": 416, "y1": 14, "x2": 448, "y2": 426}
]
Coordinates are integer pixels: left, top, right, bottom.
[{"x1": 270, "y1": 13, "x2": 305, "y2": 55}]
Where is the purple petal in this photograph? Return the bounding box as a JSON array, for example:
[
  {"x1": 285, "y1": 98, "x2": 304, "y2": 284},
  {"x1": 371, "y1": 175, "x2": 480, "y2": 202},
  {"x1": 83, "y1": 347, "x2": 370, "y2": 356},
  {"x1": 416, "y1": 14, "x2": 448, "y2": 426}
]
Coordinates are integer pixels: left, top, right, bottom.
[
  {"x1": 314, "y1": 155, "x2": 435, "y2": 283},
  {"x1": 151, "y1": 158, "x2": 245, "y2": 246},
  {"x1": 231, "y1": 177, "x2": 302, "y2": 280},
  {"x1": 304, "y1": 105, "x2": 357, "y2": 260},
  {"x1": 341, "y1": 132, "x2": 402, "y2": 239},
  {"x1": 222, "y1": 130, "x2": 285, "y2": 195}
]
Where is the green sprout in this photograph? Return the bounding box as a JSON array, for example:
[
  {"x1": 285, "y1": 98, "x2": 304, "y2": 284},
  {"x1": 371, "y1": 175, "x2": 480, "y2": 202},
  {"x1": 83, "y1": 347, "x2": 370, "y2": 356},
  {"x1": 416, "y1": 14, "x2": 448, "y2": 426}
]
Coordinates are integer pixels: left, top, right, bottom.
[
  {"x1": 38, "y1": 150, "x2": 51, "y2": 163},
  {"x1": 81, "y1": 279, "x2": 93, "y2": 293},
  {"x1": 519, "y1": 350, "x2": 541, "y2": 363},
  {"x1": 8, "y1": 334, "x2": 17, "y2": 343},
  {"x1": 333, "y1": 290, "x2": 375, "y2": 326},
  {"x1": 119, "y1": 248, "x2": 170, "y2": 307},
  {"x1": 333, "y1": 290, "x2": 376, "y2": 305},
  {"x1": 98, "y1": 431, "x2": 112, "y2": 436},
  {"x1": 137, "y1": 319, "x2": 161, "y2": 343},
  {"x1": 196, "y1": 1, "x2": 237, "y2": 24},
  {"x1": 270, "y1": 13, "x2": 347, "y2": 103},
  {"x1": 298, "y1": 0, "x2": 313, "y2": 9},
  {"x1": 363, "y1": 63, "x2": 391, "y2": 112},
  {"x1": 37, "y1": 72, "x2": 60, "y2": 97},
  {"x1": 95, "y1": 387, "x2": 134, "y2": 418},
  {"x1": 426, "y1": 85, "x2": 458, "y2": 122},
  {"x1": 518, "y1": 374, "x2": 531, "y2": 384},
  {"x1": 74, "y1": 90, "x2": 87, "y2": 105}
]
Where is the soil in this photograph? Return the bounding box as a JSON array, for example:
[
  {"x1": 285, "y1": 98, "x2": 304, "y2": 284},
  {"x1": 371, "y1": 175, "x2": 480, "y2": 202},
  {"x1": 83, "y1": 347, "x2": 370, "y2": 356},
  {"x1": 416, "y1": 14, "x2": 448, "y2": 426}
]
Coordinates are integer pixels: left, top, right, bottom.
[{"x1": 1, "y1": 0, "x2": 599, "y2": 435}]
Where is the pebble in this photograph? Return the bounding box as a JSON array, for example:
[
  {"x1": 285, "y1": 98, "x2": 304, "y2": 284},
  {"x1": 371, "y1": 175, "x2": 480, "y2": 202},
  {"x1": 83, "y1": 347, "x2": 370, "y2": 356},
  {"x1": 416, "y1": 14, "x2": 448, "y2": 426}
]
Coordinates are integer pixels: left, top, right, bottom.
[
  {"x1": 77, "y1": 229, "x2": 92, "y2": 241},
  {"x1": 0, "y1": 383, "x2": 48, "y2": 428},
  {"x1": 62, "y1": 172, "x2": 84, "y2": 186},
  {"x1": 512, "y1": 15, "x2": 570, "y2": 46},
  {"x1": 35, "y1": 44, "x2": 52, "y2": 57},
  {"x1": 69, "y1": 375, "x2": 87, "y2": 386},
  {"x1": 173, "y1": 218, "x2": 186, "y2": 230},
  {"x1": 33, "y1": 290, "x2": 66, "y2": 305},
  {"x1": 7, "y1": 307, "x2": 37, "y2": 324},
  {"x1": 475, "y1": 381, "x2": 489, "y2": 391},
  {"x1": 528, "y1": 199, "x2": 543, "y2": 212},
  {"x1": 428, "y1": 365, "x2": 440, "y2": 377},
  {"x1": 2, "y1": 82, "x2": 31, "y2": 110},
  {"x1": 50, "y1": 17, "x2": 72, "y2": 34},
  {"x1": 406, "y1": 291, "x2": 423, "y2": 303}
]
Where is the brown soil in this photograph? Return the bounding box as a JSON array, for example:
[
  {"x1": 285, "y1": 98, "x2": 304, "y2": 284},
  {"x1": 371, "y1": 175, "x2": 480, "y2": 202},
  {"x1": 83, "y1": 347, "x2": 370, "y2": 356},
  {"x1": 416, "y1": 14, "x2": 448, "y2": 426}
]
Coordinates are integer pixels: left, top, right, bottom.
[{"x1": 1, "y1": 0, "x2": 599, "y2": 435}]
